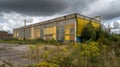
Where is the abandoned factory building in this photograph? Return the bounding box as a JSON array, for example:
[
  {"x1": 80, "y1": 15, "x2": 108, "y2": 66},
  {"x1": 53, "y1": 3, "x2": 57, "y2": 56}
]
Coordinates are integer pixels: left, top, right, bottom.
[{"x1": 13, "y1": 13, "x2": 100, "y2": 42}]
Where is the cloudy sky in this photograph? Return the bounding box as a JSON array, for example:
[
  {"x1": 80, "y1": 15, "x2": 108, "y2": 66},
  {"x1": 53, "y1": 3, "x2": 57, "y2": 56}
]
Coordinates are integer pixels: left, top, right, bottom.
[{"x1": 0, "y1": 0, "x2": 120, "y2": 33}]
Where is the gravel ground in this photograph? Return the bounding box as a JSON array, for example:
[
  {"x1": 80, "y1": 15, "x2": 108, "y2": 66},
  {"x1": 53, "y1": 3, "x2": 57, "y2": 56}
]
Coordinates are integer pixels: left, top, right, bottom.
[
  {"x1": 0, "y1": 43, "x2": 68, "y2": 67},
  {"x1": 0, "y1": 43, "x2": 35, "y2": 67}
]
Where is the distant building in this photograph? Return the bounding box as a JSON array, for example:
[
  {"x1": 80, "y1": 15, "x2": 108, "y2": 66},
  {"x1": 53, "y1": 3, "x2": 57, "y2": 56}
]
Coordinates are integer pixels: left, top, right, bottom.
[
  {"x1": 0, "y1": 31, "x2": 13, "y2": 39},
  {"x1": 0, "y1": 31, "x2": 8, "y2": 39},
  {"x1": 111, "y1": 29, "x2": 120, "y2": 34},
  {"x1": 13, "y1": 13, "x2": 100, "y2": 42},
  {"x1": 8, "y1": 34, "x2": 13, "y2": 38}
]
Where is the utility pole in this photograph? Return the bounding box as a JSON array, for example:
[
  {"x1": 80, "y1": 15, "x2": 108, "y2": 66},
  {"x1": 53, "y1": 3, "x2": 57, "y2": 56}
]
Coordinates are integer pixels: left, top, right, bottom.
[
  {"x1": 24, "y1": 18, "x2": 26, "y2": 26},
  {"x1": 108, "y1": 24, "x2": 111, "y2": 35},
  {"x1": 23, "y1": 18, "x2": 26, "y2": 40}
]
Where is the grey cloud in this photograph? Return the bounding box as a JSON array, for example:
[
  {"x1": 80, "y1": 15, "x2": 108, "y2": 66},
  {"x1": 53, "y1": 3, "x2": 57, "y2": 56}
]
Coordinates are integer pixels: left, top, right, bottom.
[
  {"x1": 59, "y1": 0, "x2": 97, "y2": 14},
  {"x1": 101, "y1": 1, "x2": 120, "y2": 20},
  {"x1": 89, "y1": 8, "x2": 120, "y2": 20},
  {"x1": 0, "y1": 0, "x2": 98, "y2": 16},
  {"x1": 0, "y1": 0, "x2": 68, "y2": 16},
  {"x1": 83, "y1": 0, "x2": 120, "y2": 20},
  {"x1": 0, "y1": 0, "x2": 120, "y2": 21}
]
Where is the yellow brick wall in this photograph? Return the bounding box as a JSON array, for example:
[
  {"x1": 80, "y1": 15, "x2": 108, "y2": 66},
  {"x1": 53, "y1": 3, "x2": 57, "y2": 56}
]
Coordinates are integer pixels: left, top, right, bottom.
[{"x1": 77, "y1": 18, "x2": 100, "y2": 36}]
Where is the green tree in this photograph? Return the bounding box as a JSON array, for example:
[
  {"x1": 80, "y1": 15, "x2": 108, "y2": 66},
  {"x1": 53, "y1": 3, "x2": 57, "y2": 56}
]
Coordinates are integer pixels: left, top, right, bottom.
[{"x1": 81, "y1": 22, "x2": 97, "y2": 42}]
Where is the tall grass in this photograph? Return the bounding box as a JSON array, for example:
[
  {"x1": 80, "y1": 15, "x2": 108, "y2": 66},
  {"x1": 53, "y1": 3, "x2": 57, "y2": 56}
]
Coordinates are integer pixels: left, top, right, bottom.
[{"x1": 25, "y1": 41, "x2": 120, "y2": 67}]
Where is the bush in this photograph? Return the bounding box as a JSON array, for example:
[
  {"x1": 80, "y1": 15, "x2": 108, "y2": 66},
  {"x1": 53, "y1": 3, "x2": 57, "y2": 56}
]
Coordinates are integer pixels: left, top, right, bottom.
[{"x1": 81, "y1": 22, "x2": 97, "y2": 42}]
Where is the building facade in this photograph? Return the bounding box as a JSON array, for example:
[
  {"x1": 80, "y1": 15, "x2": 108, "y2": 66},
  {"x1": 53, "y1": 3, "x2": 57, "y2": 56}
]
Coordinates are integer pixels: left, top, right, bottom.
[
  {"x1": 0, "y1": 31, "x2": 8, "y2": 39},
  {"x1": 0, "y1": 31, "x2": 13, "y2": 39},
  {"x1": 13, "y1": 13, "x2": 100, "y2": 42}
]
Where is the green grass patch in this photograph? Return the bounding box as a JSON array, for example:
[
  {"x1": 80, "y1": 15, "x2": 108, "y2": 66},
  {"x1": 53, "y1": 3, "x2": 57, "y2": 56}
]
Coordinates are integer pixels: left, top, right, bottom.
[{"x1": 0, "y1": 38, "x2": 57, "y2": 45}]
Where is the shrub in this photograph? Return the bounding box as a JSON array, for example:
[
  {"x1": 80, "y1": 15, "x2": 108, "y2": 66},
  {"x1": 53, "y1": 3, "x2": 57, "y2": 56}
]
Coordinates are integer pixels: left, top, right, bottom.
[
  {"x1": 37, "y1": 62, "x2": 59, "y2": 67},
  {"x1": 81, "y1": 22, "x2": 97, "y2": 42}
]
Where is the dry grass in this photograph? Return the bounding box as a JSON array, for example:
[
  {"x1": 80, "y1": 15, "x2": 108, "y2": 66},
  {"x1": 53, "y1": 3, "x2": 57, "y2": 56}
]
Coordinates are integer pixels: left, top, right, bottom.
[{"x1": 24, "y1": 42, "x2": 120, "y2": 67}]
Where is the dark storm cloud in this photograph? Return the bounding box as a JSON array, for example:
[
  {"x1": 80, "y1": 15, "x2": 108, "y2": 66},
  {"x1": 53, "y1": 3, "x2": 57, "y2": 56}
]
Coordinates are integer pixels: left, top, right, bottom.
[
  {"x1": 0, "y1": 0, "x2": 120, "y2": 20},
  {"x1": 0, "y1": 13, "x2": 3, "y2": 20},
  {"x1": 0, "y1": 0, "x2": 98, "y2": 16},
  {"x1": 99, "y1": 12, "x2": 120, "y2": 20},
  {"x1": 59, "y1": 0, "x2": 97, "y2": 14},
  {"x1": 88, "y1": 6, "x2": 120, "y2": 20},
  {"x1": 0, "y1": 0, "x2": 68, "y2": 16}
]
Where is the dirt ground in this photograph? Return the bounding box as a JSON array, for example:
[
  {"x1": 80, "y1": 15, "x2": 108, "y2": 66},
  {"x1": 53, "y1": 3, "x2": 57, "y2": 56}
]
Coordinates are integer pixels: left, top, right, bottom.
[
  {"x1": 0, "y1": 43, "x2": 68, "y2": 67},
  {"x1": 0, "y1": 43, "x2": 35, "y2": 67}
]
